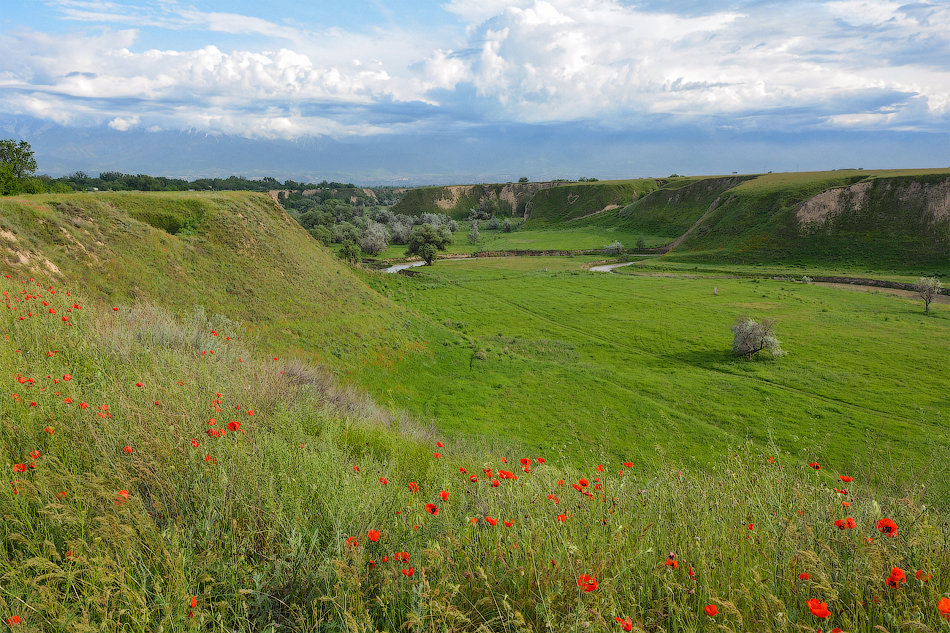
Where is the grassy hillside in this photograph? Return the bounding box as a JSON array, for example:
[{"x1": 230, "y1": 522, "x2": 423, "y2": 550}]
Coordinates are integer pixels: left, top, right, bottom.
[
  {"x1": 0, "y1": 192, "x2": 419, "y2": 369},
  {"x1": 664, "y1": 170, "x2": 950, "y2": 273},
  {"x1": 392, "y1": 182, "x2": 554, "y2": 218},
  {"x1": 2, "y1": 278, "x2": 948, "y2": 632},
  {"x1": 524, "y1": 179, "x2": 660, "y2": 226}
]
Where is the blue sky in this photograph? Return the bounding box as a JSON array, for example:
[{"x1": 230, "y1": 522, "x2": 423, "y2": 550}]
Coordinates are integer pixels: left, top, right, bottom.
[{"x1": 1, "y1": 0, "x2": 949, "y2": 184}]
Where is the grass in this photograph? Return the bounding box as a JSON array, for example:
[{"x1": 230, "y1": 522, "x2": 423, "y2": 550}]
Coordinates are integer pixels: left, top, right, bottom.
[
  {"x1": 2, "y1": 274, "x2": 949, "y2": 632},
  {"x1": 362, "y1": 257, "x2": 950, "y2": 497}
]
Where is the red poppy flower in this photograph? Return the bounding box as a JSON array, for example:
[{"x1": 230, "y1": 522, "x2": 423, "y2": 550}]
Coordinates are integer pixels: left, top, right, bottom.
[
  {"x1": 840, "y1": 475, "x2": 853, "y2": 482},
  {"x1": 614, "y1": 616, "x2": 633, "y2": 631},
  {"x1": 191, "y1": 439, "x2": 200, "y2": 447},
  {"x1": 433, "y1": 452, "x2": 441, "y2": 458},
  {"x1": 664, "y1": 556, "x2": 677, "y2": 569},
  {"x1": 688, "y1": 566, "x2": 694, "y2": 577},
  {"x1": 704, "y1": 605, "x2": 718, "y2": 617},
  {"x1": 227, "y1": 420, "x2": 241, "y2": 432},
  {"x1": 938, "y1": 597, "x2": 950, "y2": 620},
  {"x1": 345, "y1": 536, "x2": 358, "y2": 548},
  {"x1": 486, "y1": 516, "x2": 497, "y2": 526},
  {"x1": 123, "y1": 446, "x2": 132, "y2": 454},
  {"x1": 596, "y1": 464, "x2": 604, "y2": 472},
  {"x1": 191, "y1": 596, "x2": 197, "y2": 609},
  {"x1": 876, "y1": 518, "x2": 898, "y2": 537},
  {"x1": 886, "y1": 567, "x2": 906, "y2": 588},
  {"x1": 44, "y1": 427, "x2": 54, "y2": 434},
  {"x1": 577, "y1": 573, "x2": 597, "y2": 592},
  {"x1": 469, "y1": 475, "x2": 478, "y2": 483},
  {"x1": 439, "y1": 490, "x2": 449, "y2": 501},
  {"x1": 425, "y1": 503, "x2": 439, "y2": 515},
  {"x1": 4, "y1": 616, "x2": 21, "y2": 626},
  {"x1": 748, "y1": 523, "x2": 754, "y2": 531},
  {"x1": 379, "y1": 477, "x2": 388, "y2": 484},
  {"x1": 367, "y1": 529, "x2": 380, "y2": 542},
  {"x1": 63, "y1": 374, "x2": 72, "y2": 381},
  {"x1": 29, "y1": 450, "x2": 40, "y2": 460},
  {"x1": 408, "y1": 482, "x2": 419, "y2": 493},
  {"x1": 809, "y1": 461, "x2": 821, "y2": 470},
  {"x1": 916, "y1": 570, "x2": 931, "y2": 582},
  {"x1": 459, "y1": 468, "x2": 467, "y2": 474},
  {"x1": 579, "y1": 478, "x2": 589, "y2": 487},
  {"x1": 401, "y1": 567, "x2": 414, "y2": 577},
  {"x1": 13, "y1": 464, "x2": 26, "y2": 473},
  {"x1": 807, "y1": 599, "x2": 830, "y2": 618},
  {"x1": 504, "y1": 520, "x2": 512, "y2": 527},
  {"x1": 491, "y1": 479, "x2": 500, "y2": 487},
  {"x1": 135, "y1": 382, "x2": 143, "y2": 387},
  {"x1": 799, "y1": 572, "x2": 809, "y2": 581},
  {"x1": 520, "y1": 458, "x2": 531, "y2": 466},
  {"x1": 115, "y1": 490, "x2": 129, "y2": 505},
  {"x1": 436, "y1": 441, "x2": 443, "y2": 447},
  {"x1": 352, "y1": 465, "x2": 359, "y2": 472},
  {"x1": 557, "y1": 514, "x2": 566, "y2": 522}
]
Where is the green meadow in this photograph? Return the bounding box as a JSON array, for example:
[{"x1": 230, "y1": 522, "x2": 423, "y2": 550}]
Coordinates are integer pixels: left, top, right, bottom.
[{"x1": 363, "y1": 257, "x2": 950, "y2": 495}]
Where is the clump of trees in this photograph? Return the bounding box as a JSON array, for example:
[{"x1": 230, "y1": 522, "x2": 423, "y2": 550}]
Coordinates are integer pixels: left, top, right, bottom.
[
  {"x1": 0, "y1": 139, "x2": 47, "y2": 195},
  {"x1": 603, "y1": 241, "x2": 624, "y2": 256},
  {"x1": 731, "y1": 317, "x2": 785, "y2": 359},
  {"x1": 915, "y1": 276, "x2": 943, "y2": 313},
  {"x1": 407, "y1": 224, "x2": 453, "y2": 265}
]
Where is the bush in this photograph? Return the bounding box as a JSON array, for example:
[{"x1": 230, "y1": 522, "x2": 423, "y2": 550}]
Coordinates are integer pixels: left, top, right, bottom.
[
  {"x1": 485, "y1": 217, "x2": 500, "y2": 230},
  {"x1": 503, "y1": 218, "x2": 512, "y2": 233},
  {"x1": 467, "y1": 221, "x2": 480, "y2": 244},
  {"x1": 915, "y1": 276, "x2": 943, "y2": 313},
  {"x1": 407, "y1": 223, "x2": 452, "y2": 264},
  {"x1": 338, "y1": 240, "x2": 362, "y2": 264},
  {"x1": 731, "y1": 317, "x2": 785, "y2": 359},
  {"x1": 390, "y1": 221, "x2": 411, "y2": 245},
  {"x1": 360, "y1": 222, "x2": 388, "y2": 256},
  {"x1": 603, "y1": 241, "x2": 624, "y2": 256}
]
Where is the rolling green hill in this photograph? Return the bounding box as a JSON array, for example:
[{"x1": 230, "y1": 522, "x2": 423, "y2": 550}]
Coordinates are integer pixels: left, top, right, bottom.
[{"x1": 0, "y1": 191, "x2": 419, "y2": 368}]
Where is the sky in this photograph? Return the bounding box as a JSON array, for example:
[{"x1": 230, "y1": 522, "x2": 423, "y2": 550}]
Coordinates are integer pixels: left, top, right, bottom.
[{"x1": 1, "y1": 0, "x2": 949, "y2": 184}]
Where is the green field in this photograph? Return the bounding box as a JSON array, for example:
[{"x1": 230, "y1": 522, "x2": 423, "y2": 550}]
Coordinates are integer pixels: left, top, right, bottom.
[{"x1": 363, "y1": 257, "x2": 950, "y2": 493}]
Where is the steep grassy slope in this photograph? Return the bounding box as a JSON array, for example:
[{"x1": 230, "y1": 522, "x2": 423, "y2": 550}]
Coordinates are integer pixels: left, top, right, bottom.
[
  {"x1": 392, "y1": 182, "x2": 555, "y2": 218},
  {"x1": 523, "y1": 179, "x2": 660, "y2": 226},
  {"x1": 575, "y1": 176, "x2": 752, "y2": 239},
  {"x1": 2, "y1": 285, "x2": 948, "y2": 632},
  {"x1": 0, "y1": 192, "x2": 418, "y2": 368},
  {"x1": 665, "y1": 170, "x2": 950, "y2": 272}
]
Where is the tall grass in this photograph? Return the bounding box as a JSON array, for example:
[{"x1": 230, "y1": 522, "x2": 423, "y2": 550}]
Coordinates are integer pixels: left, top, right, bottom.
[{"x1": 1, "y1": 278, "x2": 949, "y2": 631}]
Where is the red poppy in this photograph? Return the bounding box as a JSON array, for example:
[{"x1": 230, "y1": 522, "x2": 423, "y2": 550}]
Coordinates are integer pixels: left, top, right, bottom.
[
  {"x1": 596, "y1": 464, "x2": 604, "y2": 472},
  {"x1": 123, "y1": 446, "x2": 132, "y2": 454},
  {"x1": 614, "y1": 616, "x2": 633, "y2": 631},
  {"x1": 748, "y1": 523, "x2": 754, "y2": 531},
  {"x1": 704, "y1": 605, "x2": 718, "y2": 617},
  {"x1": 425, "y1": 503, "x2": 439, "y2": 516},
  {"x1": 345, "y1": 536, "x2": 358, "y2": 548},
  {"x1": 63, "y1": 374, "x2": 72, "y2": 381},
  {"x1": 408, "y1": 482, "x2": 419, "y2": 493},
  {"x1": 557, "y1": 514, "x2": 566, "y2": 522},
  {"x1": 576, "y1": 573, "x2": 597, "y2": 592},
  {"x1": 491, "y1": 479, "x2": 500, "y2": 487},
  {"x1": 380, "y1": 477, "x2": 388, "y2": 484},
  {"x1": 4, "y1": 616, "x2": 21, "y2": 626},
  {"x1": 876, "y1": 518, "x2": 898, "y2": 537},
  {"x1": 886, "y1": 567, "x2": 906, "y2": 588},
  {"x1": 459, "y1": 467, "x2": 467, "y2": 474},
  {"x1": 537, "y1": 457, "x2": 545, "y2": 464},
  {"x1": 191, "y1": 596, "x2": 197, "y2": 608},
  {"x1": 352, "y1": 466, "x2": 359, "y2": 472},
  {"x1": 401, "y1": 567, "x2": 414, "y2": 577},
  {"x1": 504, "y1": 520, "x2": 512, "y2": 527},
  {"x1": 433, "y1": 453, "x2": 441, "y2": 458},
  {"x1": 840, "y1": 475, "x2": 853, "y2": 482},
  {"x1": 939, "y1": 597, "x2": 950, "y2": 620},
  {"x1": 688, "y1": 566, "x2": 694, "y2": 577},
  {"x1": 469, "y1": 475, "x2": 478, "y2": 483},
  {"x1": 368, "y1": 529, "x2": 380, "y2": 542},
  {"x1": 439, "y1": 490, "x2": 449, "y2": 501},
  {"x1": 486, "y1": 516, "x2": 497, "y2": 526},
  {"x1": 44, "y1": 427, "x2": 54, "y2": 434},
  {"x1": 115, "y1": 490, "x2": 129, "y2": 505},
  {"x1": 436, "y1": 441, "x2": 443, "y2": 447},
  {"x1": 29, "y1": 450, "x2": 40, "y2": 460},
  {"x1": 135, "y1": 382, "x2": 143, "y2": 387},
  {"x1": 579, "y1": 478, "x2": 589, "y2": 487},
  {"x1": 191, "y1": 439, "x2": 200, "y2": 447},
  {"x1": 623, "y1": 461, "x2": 633, "y2": 467},
  {"x1": 664, "y1": 556, "x2": 677, "y2": 570},
  {"x1": 807, "y1": 599, "x2": 830, "y2": 619},
  {"x1": 13, "y1": 464, "x2": 26, "y2": 473},
  {"x1": 809, "y1": 461, "x2": 821, "y2": 470},
  {"x1": 916, "y1": 570, "x2": 931, "y2": 582},
  {"x1": 520, "y1": 458, "x2": 531, "y2": 466},
  {"x1": 799, "y1": 572, "x2": 809, "y2": 581}
]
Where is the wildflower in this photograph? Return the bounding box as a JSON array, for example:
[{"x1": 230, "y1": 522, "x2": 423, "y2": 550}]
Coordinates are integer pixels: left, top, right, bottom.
[
  {"x1": 425, "y1": 503, "x2": 439, "y2": 516},
  {"x1": 436, "y1": 441, "x2": 443, "y2": 447},
  {"x1": 13, "y1": 464, "x2": 26, "y2": 473},
  {"x1": 800, "y1": 572, "x2": 810, "y2": 581},
  {"x1": 191, "y1": 439, "x2": 199, "y2": 448},
  {"x1": 44, "y1": 427, "x2": 54, "y2": 434},
  {"x1": 485, "y1": 516, "x2": 497, "y2": 526},
  {"x1": 401, "y1": 567, "x2": 414, "y2": 577},
  {"x1": 115, "y1": 490, "x2": 129, "y2": 505},
  {"x1": 876, "y1": 518, "x2": 898, "y2": 537},
  {"x1": 123, "y1": 446, "x2": 132, "y2": 454},
  {"x1": 226, "y1": 420, "x2": 240, "y2": 432},
  {"x1": 916, "y1": 570, "x2": 931, "y2": 582},
  {"x1": 624, "y1": 461, "x2": 633, "y2": 467},
  {"x1": 557, "y1": 514, "x2": 566, "y2": 522},
  {"x1": 352, "y1": 465, "x2": 359, "y2": 472},
  {"x1": 379, "y1": 477, "x2": 388, "y2": 485},
  {"x1": 834, "y1": 517, "x2": 856, "y2": 530},
  {"x1": 615, "y1": 616, "x2": 633, "y2": 631},
  {"x1": 938, "y1": 597, "x2": 950, "y2": 620},
  {"x1": 807, "y1": 599, "x2": 831, "y2": 619},
  {"x1": 63, "y1": 374, "x2": 72, "y2": 381},
  {"x1": 29, "y1": 450, "x2": 40, "y2": 460},
  {"x1": 439, "y1": 490, "x2": 449, "y2": 501},
  {"x1": 809, "y1": 461, "x2": 821, "y2": 470},
  {"x1": 840, "y1": 475, "x2": 853, "y2": 482},
  {"x1": 664, "y1": 556, "x2": 678, "y2": 570},
  {"x1": 459, "y1": 467, "x2": 467, "y2": 474},
  {"x1": 191, "y1": 596, "x2": 197, "y2": 609},
  {"x1": 408, "y1": 482, "x2": 419, "y2": 493},
  {"x1": 367, "y1": 530, "x2": 380, "y2": 542},
  {"x1": 504, "y1": 520, "x2": 512, "y2": 527},
  {"x1": 433, "y1": 452, "x2": 441, "y2": 458},
  {"x1": 491, "y1": 479, "x2": 500, "y2": 487},
  {"x1": 579, "y1": 478, "x2": 589, "y2": 487},
  {"x1": 576, "y1": 573, "x2": 597, "y2": 592},
  {"x1": 748, "y1": 523, "x2": 754, "y2": 531},
  {"x1": 704, "y1": 605, "x2": 718, "y2": 617},
  {"x1": 688, "y1": 566, "x2": 694, "y2": 577},
  {"x1": 886, "y1": 567, "x2": 906, "y2": 588},
  {"x1": 5, "y1": 616, "x2": 21, "y2": 626},
  {"x1": 469, "y1": 475, "x2": 478, "y2": 483},
  {"x1": 345, "y1": 536, "x2": 358, "y2": 548},
  {"x1": 135, "y1": 382, "x2": 143, "y2": 387}
]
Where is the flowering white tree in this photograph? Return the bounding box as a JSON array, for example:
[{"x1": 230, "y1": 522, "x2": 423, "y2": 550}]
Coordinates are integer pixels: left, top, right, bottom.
[
  {"x1": 915, "y1": 277, "x2": 943, "y2": 313},
  {"x1": 731, "y1": 317, "x2": 785, "y2": 359}
]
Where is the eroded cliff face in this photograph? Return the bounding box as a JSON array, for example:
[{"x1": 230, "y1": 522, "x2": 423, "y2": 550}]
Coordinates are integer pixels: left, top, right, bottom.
[
  {"x1": 431, "y1": 182, "x2": 558, "y2": 216},
  {"x1": 797, "y1": 177, "x2": 950, "y2": 230}
]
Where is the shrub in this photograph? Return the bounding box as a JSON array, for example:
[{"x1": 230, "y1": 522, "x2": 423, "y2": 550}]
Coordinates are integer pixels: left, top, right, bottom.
[
  {"x1": 338, "y1": 240, "x2": 362, "y2": 264},
  {"x1": 915, "y1": 276, "x2": 943, "y2": 313},
  {"x1": 731, "y1": 317, "x2": 785, "y2": 359},
  {"x1": 467, "y1": 221, "x2": 480, "y2": 244},
  {"x1": 485, "y1": 216, "x2": 500, "y2": 230},
  {"x1": 503, "y1": 218, "x2": 512, "y2": 233},
  {"x1": 360, "y1": 222, "x2": 389, "y2": 256},
  {"x1": 603, "y1": 241, "x2": 624, "y2": 256}
]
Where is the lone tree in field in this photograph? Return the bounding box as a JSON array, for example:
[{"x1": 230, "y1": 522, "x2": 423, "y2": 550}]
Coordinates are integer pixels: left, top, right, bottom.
[
  {"x1": 915, "y1": 276, "x2": 943, "y2": 313},
  {"x1": 467, "y1": 220, "x2": 480, "y2": 244},
  {"x1": 731, "y1": 317, "x2": 786, "y2": 359},
  {"x1": 603, "y1": 241, "x2": 624, "y2": 256},
  {"x1": 407, "y1": 223, "x2": 452, "y2": 265}
]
